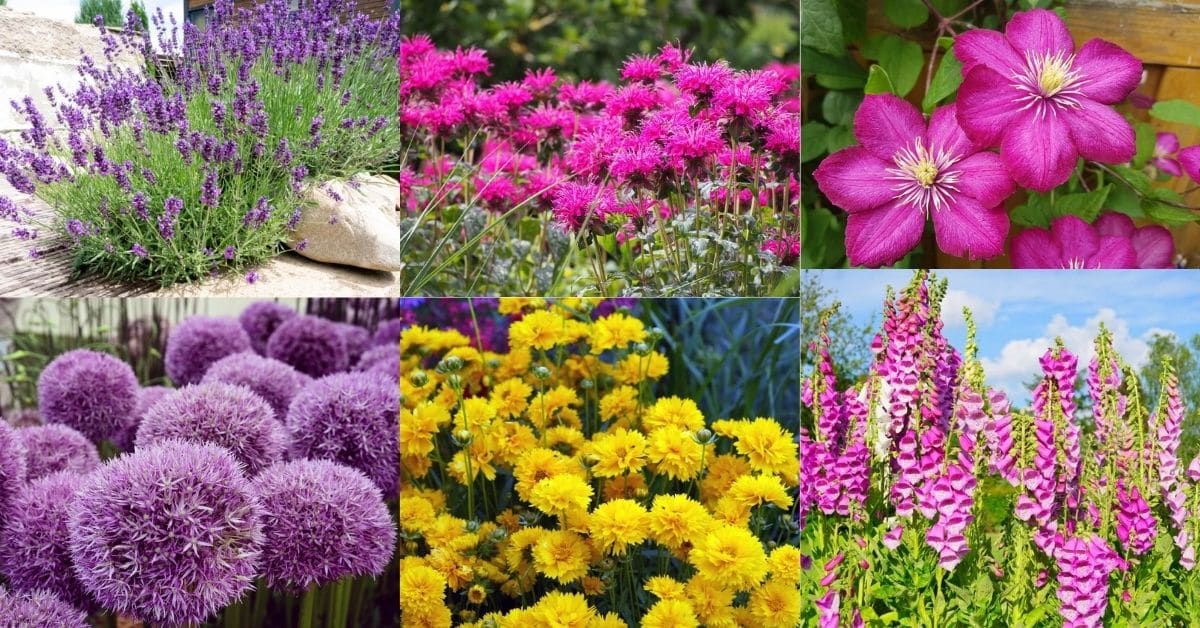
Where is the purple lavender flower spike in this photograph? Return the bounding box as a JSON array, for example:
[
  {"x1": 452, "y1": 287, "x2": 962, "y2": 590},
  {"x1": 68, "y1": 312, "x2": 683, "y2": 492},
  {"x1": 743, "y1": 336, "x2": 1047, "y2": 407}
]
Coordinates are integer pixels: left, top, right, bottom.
[
  {"x1": 0, "y1": 472, "x2": 92, "y2": 610},
  {"x1": 136, "y1": 382, "x2": 288, "y2": 475},
  {"x1": 266, "y1": 314, "x2": 349, "y2": 377},
  {"x1": 14, "y1": 425, "x2": 100, "y2": 481},
  {"x1": 37, "y1": 349, "x2": 138, "y2": 443},
  {"x1": 67, "y1": 441, "x2": 263, "y2": 625},
  {"x1": 164, "y1": 316, "x2": 252, "y2": 385},
  {"x1": 285, "y1": 372, "x2": 399, "y2": 495},
  {"x1": 251, "y1": 459, "x2": 396, "y2": 591}
]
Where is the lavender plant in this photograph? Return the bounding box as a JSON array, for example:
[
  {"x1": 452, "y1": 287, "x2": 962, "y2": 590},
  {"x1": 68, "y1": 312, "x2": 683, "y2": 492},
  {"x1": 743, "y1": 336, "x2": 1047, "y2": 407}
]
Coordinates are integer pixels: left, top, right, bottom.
[{"x1": 0, "y1": 0, "x2": 400, "y2": 285}]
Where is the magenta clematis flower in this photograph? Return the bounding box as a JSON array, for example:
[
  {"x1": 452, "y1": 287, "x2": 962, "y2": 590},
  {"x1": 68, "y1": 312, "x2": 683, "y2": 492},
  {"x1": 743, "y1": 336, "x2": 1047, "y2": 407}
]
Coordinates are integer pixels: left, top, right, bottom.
[
  {"x1": 1179, "y1": 145, "x2": 1200, "y2": 183},
  {"x1": 1011, "y1": 215, "x2": 1139, "y2": 268},
  {"x1": 813, "y1": 95, "x2": 1014, "y2": 267},
  {"x1": 955, "y1": 9, "x2": 1141, "y2": 191},
  {"x1": 1093, "y1": 212, "x2": 1173, "y2": 268},
  {"x1": 1153, "y1": 132, "x2": 1183, "y2": 176}
]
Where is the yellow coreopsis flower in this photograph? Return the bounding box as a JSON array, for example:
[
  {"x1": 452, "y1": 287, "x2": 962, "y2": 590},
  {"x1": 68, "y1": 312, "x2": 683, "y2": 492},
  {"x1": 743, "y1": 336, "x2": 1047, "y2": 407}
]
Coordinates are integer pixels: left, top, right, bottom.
[
  {"x1": 748, "y1": 580, "x2": 801, "y2": 628},
  {"x1": 589, "y1": 428, "x2": 648, "y2": 477},
  {"x1": 400, "y1": 402, "x2": 448, "y2": 457},
  {"x1": 490, "y1": 378, "x2": 533, "y2": 419},
  {"x1": 467, "y1": 584, "x2": 488, "y2": 605},
  {"x1": 454, "y1": 397, "x2": 498, "y2": 432},
  {"x1": 499, "y1": 297, "x2": 545, "y2": 315},
  {"x1": 602, "y1": 473, "x2": 648, "y2": 501},
  {"x1": 529, "y1": 591, "x2": 595, "y2": 628},
  {"x1": 689, "y1": 524, "x2": 768, "y2": 591},
  {"x1": 648, "y1": 494, "x2": 716, "y2": 551},
  {"x1": 647, "y1": 428, "x2": 706, "y2": 481},
  {"x1": 532, "y1": 529, "x2": 591, "y2": 583},
  {"x1": 589, "y1": 499, "x2": 649, "y2": 555},
  {"x1": 529, "y1": 385, "x2": 582, "y2": 429},
  {"x1": 514, "y1": 448, "x2": 581, "y2": 502},
  {"x1": 642, "y1": 598, "x2": 699, "y2": 628},
  {"x1": 400, "y1": 563, "x2": 447, "y2": 615},
  {"x1": 426, "y1": 547, "x2": 476, "y2": 591},
  {"x1": 732, "y1": 418, "x2": 799, "y2": 477},
  {"x1": 400, "y1": 495, "x2": 437, "y2": 534},
  {"x1": 767, "y1": 545, "x2": 802, "y2": 584},
  {"x1": 645, "y1": 575, "x2": 687, "y2": 601},
  {"x1": 612, "y1": 351, "x2": 669, "y2": 385},
  {"x1": 530, "y1": 474, "x2": 593, "y2": 516},
  {"x1": 509, "y1": 309, "x2": 568, "y2": 350},
  {"x1": 545, "y1": 425, "x2": 587, "y2": 454},
  {"x1": 599, "y1": 385, "x2": 641, "y2": 425},
  {"x1": 492, "y1": 421, "x2": 538, "y2": 466},
  {"x1": 643, "y1": 396, "x2": 706, "y2": 432},
  {"x1": 589, "y1": 312, "x2": 646, "y2": 354},
  {"x1": 700, "y1": 454, "x2": 752, "y2": 505},
  {"x1": 587, "y1": 612, "x2": 627, "y2": 628},
  {"x1": 503, "y1": 527, "x2": 545, "y2": 571},
  {"x1": 685, "y1": 577, "x2": 736, "y2": 627},
  {"x1": 726, "y1": 473, "x2": 794, "y2": 512},
  {"x1": 581, "y1": 575, "x2": 606, "y2": 597}
]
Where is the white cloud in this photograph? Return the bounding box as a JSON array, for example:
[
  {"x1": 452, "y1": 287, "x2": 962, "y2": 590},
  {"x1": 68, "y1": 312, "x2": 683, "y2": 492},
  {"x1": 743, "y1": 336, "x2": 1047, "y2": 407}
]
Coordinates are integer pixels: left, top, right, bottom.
[
  {"x1": 941, "y1": 289, "x2": 999, "y2": 328},
  {"x1": 980, "y1": 308, "x2": 1153, "y2": 403}
]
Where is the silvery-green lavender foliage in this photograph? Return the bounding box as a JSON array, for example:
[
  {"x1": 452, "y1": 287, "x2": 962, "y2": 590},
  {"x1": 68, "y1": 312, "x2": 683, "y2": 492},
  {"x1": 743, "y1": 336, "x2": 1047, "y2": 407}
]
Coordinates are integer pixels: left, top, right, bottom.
[
  {"x1": 0, "y1": 0, "x2": 400, "y2": 284},
  {"x1": 801, "y1": 272, "x2": 1200, "y2": 627}
]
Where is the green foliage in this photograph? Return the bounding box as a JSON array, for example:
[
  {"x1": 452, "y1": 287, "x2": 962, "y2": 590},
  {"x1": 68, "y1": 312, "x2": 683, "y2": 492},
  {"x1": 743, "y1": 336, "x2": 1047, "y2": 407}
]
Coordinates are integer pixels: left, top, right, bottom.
[
  {"x1": 1141, "y1": 333, "x2": 1200, "y2": 464},
  {"x1": 403, "y1": 0, "x2": 798, "y2": 82},
  {"x1": 923, "y1": 46, "x2": 963, "y2": 112},
  {"x1": 862, "y1": 34, "x2": 923, "y2": 97},
  {"x1": 1150, "y1": 99, "x2": 1200, "y2": 128},
  {"x1": 76, "y1": 0, "x2": 123, "y2": 26},
  {"x1": 129, "y1": 0, "x2": 148, "y2": 31}
]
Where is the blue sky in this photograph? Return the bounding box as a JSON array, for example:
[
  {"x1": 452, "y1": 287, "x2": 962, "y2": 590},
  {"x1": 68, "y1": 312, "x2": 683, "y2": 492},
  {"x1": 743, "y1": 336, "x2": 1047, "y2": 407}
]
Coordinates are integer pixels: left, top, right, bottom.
[{"x1": 808, "y1": 270, "x2": 1200, "y2": 405}]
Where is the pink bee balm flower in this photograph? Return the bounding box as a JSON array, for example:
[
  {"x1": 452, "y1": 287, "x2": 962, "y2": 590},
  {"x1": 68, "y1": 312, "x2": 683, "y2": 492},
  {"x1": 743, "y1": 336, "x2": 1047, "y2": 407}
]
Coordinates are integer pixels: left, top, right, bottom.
[
  {"x1": 813, "y1": 95, "x2": 1015, "y2": 267},
  {"x1": 1153, "y1": 132, "x2": 1183, "y2": 176},
  {"x1": 1010, "y1": 214, "x2": 1139, "y2": 268},
  {"x1": 955, "y1": 9, "x2": 1141, "y2": 191}
]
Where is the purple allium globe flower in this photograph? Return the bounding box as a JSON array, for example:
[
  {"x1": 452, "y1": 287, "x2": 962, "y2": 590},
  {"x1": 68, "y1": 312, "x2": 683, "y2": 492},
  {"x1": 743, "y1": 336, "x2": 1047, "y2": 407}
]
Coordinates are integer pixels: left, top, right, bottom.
[
  {"x1": 286, "y1": 372, "x2": 399, "y2": 494},
  {"x1": 202, "y1": 352, "x2": 311, "y2": 420},
  {"x1": 14, "y1": 425, "x2": 100, "y2": 481},
  {"x1": 266, "y1": 315, "x2": 350, "y2": 378},
  {"x1": 813, "y1": 95, "x2": 1014, "y2": 267},
  {"x1": 336, "y1": 323, "x2": 371, "y2": 365},
  {"x1": 1010, "y1": 214, "x2": 1164, "y2": 269},
  {"x1": 371, "y1": 317, "x2": 407, "y2": 347},
  {"x1": 165, "y1": 316, "x2": 252, "y2": 385},
  {"x1": 365, "y1": 350, "x2": 399, "y2": 382},
  {"x1": 0, "y1": 422, "x2": 26, "y2": 529},
  {"x1": 0, "y1": 472, "x2": 92, "y2": 610},
  {"x1": 955, "y1": 9, "x2": 1141, "y2": 191},
  {"x1": 37, "y1": 349, "x2": 138, "y2": 443},
  {"x1": 251, "y1": 460, "x2": 396, "y2": 591},
  {"x1": 113, "y1": 385, "x2": 174, "y2": 452},
  {"x1": 67, "y1": 441, "x2": 263, "y2": 625},
  {"x1": 239, "y1": 302, "x2": 297, "y2": 354},
  {"x1": 136, "y1": 383, "x2": 289, "y2": 475},
  {"x1": 357, "y1": 344, "x2": 396, "y2": 371},
  {"x1": 1153, "y1": 132, "x2": 1183, "y2": 177},
  {"x1": 0, "y1": 587, "x2": 88, "y2": 628}
]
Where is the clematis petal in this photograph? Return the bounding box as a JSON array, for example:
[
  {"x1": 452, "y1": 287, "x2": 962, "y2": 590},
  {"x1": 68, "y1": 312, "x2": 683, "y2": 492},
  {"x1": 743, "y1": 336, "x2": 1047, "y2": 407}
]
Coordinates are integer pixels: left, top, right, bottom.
[
  {"x1": 1005, "y1": 9, "x2": 1075, "y2": 57},
  {"x1": 956, "y1": 66, "x2": 1023, "y2": 147},
  {"x1": 844, "y1": 198, "x2": 925, "y2": 268},
  {"x1": 954, "y1": 29, "x2": 1025, "y2": 76},
  {"x1": 952, "y1": 152, "x2": 1015, "y2": 207},
  {"x1": 1179, "y1": 145, "x2": 1200, "y2": 182},
  {"x1": 1064, "y1": 98, "x2": 1135, "y2": 164},
  {"x1": 1011, "y1": 227, "x2": 1064, "y2": 268},
  {"x1": 1072, "y1": 39, "x2": 1142, "y2": 104},
  {"x1": 930, "y1": 193, "x2": 1009, "y2": 260},
  {"x1": 1154, "y1": 156, "x2": 1183, "y2": 177},
  {"x1": 925, "y1": 104, "x2": 979, "y2": 158},
  {"x1": 853, "y1": 94, "x2": 926, "y2": 162},
  {"x1": 1093, "y1": 212, "x2": 1135, "y2": 238},
  {"x1": 1001, "y1": 108, "x2": 1078, "y2": 192},
  {"x1": 812, "y1": 147, "x2": 899, "y2": 214},
  {"x1": 1052, "y1": 215, "x2": 1102, "y2": 261},
  {"x1": 1089, "y1": 235, "x2": 1138, "y2": 268},
  {"x1": 1131, "y1": 225, "x2": 1174, "y2": 268},
  {"x1": 1157, "y1": 131, "x2": 1180, "y2": 155}
]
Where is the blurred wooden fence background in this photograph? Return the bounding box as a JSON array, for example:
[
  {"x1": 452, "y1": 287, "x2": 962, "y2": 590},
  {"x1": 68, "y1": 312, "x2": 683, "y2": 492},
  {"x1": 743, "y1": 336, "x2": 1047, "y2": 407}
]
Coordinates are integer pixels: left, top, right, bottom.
[{"x1": 865, "y1": 0, "x2": 1200, "y2": 267}]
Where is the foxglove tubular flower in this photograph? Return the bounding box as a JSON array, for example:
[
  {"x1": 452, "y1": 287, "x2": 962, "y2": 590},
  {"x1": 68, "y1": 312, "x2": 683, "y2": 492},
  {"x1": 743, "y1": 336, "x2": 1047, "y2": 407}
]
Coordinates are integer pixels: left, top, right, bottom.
[
  {"x1": 1116, "y1": 482, "x2": 1158, "y2": 555},
  {"x1": 1159, "y1": 372, "x2": 1185, "y2": 494},
  {"x1": 0, "y1": 471, "x2": 91, "y2": 610},
  {"x1": 67, "y1": 441, "x2": 263, "y2": 625},
  {"x1": 815, "y1": 589, "x2": 839, "y2": 628},
  {"x1": 286, "y1": 372, "x2": 399, "y2": 494},
  {"x1": 924, "y1": 462, "x2": 976, "y2": 570},
  {"x1": 136, "y1": 383, "x2": 289, "y2": 475},
  {"x1": 882, "y1": 525, "x2": 904, "y2": 550},
  {"x1": 986, "y1": 389, "x2": 1019, "y2": 485},
  {"x1": 165, "y1": 316, "x2": 253, "y2": 385},
  {"x1": 251, "y1": 460, "x2": 396, "y2": 591},
  {"x1": 813, "y1": 95, "x2": 1014, "y2": 267},
  {"x1": 955, "y1": 9, "x2": 1141, "y2": 191},
  {"x1": 14, "y1": 425, "x2": 100, "y2": 481},
  {"x1": 1011, "y1": 215, "x2": 1139, "y2": 269},
  {"x1": 1055, "y1": 535, "x2": 1120, "y2": 627},
  {"x1": 37, "y1": 349, "x2": 138, "y2": 443}
]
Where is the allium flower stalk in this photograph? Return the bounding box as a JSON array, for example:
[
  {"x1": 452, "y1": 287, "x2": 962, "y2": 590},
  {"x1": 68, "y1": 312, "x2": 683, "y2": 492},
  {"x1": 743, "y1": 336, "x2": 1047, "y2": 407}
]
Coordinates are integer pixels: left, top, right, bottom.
[{"x1": 67, "y1": 441, "x2": 263, "y2": 625}]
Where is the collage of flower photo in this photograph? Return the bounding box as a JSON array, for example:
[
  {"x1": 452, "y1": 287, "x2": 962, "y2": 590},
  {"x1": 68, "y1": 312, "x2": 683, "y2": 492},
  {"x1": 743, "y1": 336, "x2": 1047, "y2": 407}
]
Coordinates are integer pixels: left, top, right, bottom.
[{"x1": 802, "y1": 0, "x2": 1200, "y2": 625}]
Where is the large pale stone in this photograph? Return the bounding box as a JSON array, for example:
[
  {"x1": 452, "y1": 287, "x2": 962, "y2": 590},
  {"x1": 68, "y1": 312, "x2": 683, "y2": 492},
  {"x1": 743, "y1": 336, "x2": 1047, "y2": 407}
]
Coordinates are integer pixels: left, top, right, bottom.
[{"x1": 289, "y1": 174, "x2": 400, "y2": 272}]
